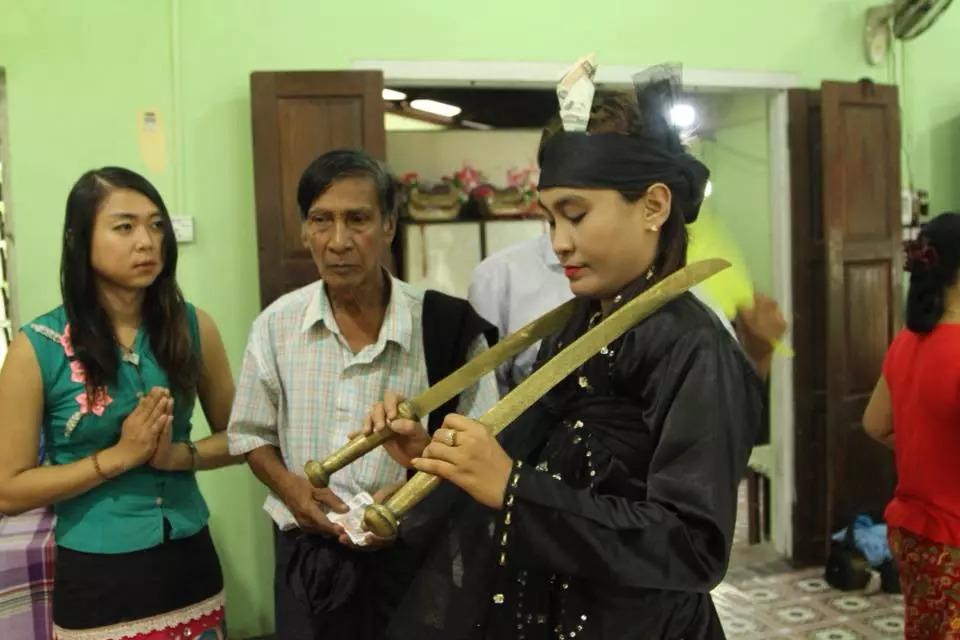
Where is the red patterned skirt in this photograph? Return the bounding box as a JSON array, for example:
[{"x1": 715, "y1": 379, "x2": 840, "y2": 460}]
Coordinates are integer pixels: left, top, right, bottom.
[
  {"x1": 889, "y1": 526, "x2": 960, "y2": 638},
  {"x1": 54, "y1": 592, "x2": 225, "y2": 640}
]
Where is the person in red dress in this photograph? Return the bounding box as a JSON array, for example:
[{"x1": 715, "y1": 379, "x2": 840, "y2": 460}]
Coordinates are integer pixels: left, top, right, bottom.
[{"x1": 864, "y1": 212, "x2": 960, "y2": 639}]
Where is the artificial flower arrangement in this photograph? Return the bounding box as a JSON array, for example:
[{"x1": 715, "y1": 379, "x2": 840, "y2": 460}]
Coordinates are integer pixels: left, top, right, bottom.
[
  {"x1": 400, "y1": 167, "x2": 479, "y2": 221},
  {"x1": 400, "y1": 163, "x2": 542, "y2": 220}
]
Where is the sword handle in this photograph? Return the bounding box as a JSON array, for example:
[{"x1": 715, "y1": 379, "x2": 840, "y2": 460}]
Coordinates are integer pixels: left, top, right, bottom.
[
  {"x1": 363, "y1": 471, "x2": 442, "y2": 539},
  {"x1": 304, "y1": 400, "x2": 420, "y2": 488}
]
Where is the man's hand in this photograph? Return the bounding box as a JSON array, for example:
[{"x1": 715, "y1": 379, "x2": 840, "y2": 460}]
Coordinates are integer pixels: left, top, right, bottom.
[
  {"x1": 281, "y1": 474, "x2": 348, "y2": 537},
  {"x1": 353, "y1": 390, "x2": 430, "y2": 468},
  {"x1": 335, "y1": 482, "x2": 403, "y2": 551}
]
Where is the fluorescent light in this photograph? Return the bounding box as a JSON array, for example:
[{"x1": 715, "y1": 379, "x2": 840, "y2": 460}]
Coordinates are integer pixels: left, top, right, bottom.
[
  {"x1": 670, "y1": 103, "x2": 697, "y2": 130},
  {"x1": 382, "y1": 88, "x2": 407, "y2": 101},
  {"x1": 384, "y1": 112, "x2": 446, "y2": 132},
  {"x1": 461, "y1": 120, "x2": 493, "y2": 130},
  {"x1": 410, "y1": 98, "x2": 462, "y2": 118},
  {"x1": 704, "y1": 180, "x2": 713, "y2": 198}
]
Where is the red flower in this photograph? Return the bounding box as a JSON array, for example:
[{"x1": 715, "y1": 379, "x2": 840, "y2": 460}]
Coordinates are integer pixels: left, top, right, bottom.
[
  {"x1": 454, "y1": 165, "x2": 483, "y2": 193},
  {"x1": 507, "y1": 168, "x2": 530, "y2": 188},
  {"x1": 60, "y1": 324, "x2": 74, "y2": 357},
  {"x1": 75, "y1": 387, "x2": 113, "y2": 417},
  {"x1": 70, "y1": 360, "x2": 86, "y2": 384},
  {"x1": 63, "y1": 323, "x2": 112, "y2": 417},
  {"x1": 473, "y1": 185, "x2": 495, "y2": 198},
  {"x1": 904, "y1": 237, "x2": 939, "y2": 273}
]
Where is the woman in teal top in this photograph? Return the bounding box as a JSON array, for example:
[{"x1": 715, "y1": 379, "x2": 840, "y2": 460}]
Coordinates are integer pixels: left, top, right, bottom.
[{"x1": 0, "y1": 167, "x2": 240, "y2": 640}]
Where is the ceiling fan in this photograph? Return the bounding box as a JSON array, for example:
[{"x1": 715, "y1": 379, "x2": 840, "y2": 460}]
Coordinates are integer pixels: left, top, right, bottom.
[{"x1": 865, "y1": 0, "x2": 953, "y2": 65}]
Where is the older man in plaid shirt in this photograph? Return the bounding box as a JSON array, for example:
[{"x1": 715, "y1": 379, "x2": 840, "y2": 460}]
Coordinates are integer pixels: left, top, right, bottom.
[{"x1": 228, "y1": 150, "x2": 497, "y2": 640}]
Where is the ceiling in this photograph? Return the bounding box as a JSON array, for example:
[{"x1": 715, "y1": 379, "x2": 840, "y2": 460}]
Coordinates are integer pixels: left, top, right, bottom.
[
  {"x1": 387, "y1": 87, "x2": 558, "y2": 129},
  {"x1": 385, "y1": 86, "x2": 733, "y2": 131}
]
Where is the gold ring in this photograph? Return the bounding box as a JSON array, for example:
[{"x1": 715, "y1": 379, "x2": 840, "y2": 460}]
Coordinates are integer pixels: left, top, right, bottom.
[{"x1": 440, "y1": 429, "x2": 457, "y2": 447}]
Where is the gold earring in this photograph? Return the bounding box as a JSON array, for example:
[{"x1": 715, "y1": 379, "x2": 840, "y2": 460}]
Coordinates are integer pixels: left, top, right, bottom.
[
  {"x1": 649, "y1": 225, "x2": 659, "y2": 232},
  {"x1": 645, "y1": 266, "x2": 655, "y2": 280}
]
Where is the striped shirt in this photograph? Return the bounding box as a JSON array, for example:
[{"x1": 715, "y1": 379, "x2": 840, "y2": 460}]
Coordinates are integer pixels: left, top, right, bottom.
[{"x1": 227, "y1": 276, "x2": 498, "y2": 530}]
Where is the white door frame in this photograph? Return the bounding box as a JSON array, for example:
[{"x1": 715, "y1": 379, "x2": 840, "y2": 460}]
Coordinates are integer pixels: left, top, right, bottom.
[
  {"x1": 353, "y1": 59, "x2": 798, "y2": 92},
  {"x1": 767, "y1": 91, "x2": 795, "y2": 557},
  {"x1": 356, "y1": 58, "x2": 798, "y2": 558}
]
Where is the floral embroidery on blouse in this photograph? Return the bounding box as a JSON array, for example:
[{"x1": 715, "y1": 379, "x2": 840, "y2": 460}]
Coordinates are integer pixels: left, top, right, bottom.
[
  {"x1": 31, "y1": 322, "x2": 114, "y2": 436},
  {"x1": 75, "y1": 386, "x2": 112, "y2": 417},
  {"x1": 60, "y1": 324, "x2": 75, "y2": 357}
]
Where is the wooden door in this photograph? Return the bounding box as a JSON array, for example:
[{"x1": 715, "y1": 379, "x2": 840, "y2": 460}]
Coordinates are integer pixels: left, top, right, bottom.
[
  {"x1": 789, "y1": 80, "x2": 901, "y2": 565},
  {"x1": 250, "y1": 71, "x2": 385, "y2": 309},
  {"x1": 821, "y1": 80, "x2": 901, "y2": 534}
]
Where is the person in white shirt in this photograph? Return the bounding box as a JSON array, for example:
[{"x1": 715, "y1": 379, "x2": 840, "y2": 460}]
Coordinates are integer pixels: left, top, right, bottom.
[{"x1": 468, "y1": 233, "x2": 570, "y2": 396}]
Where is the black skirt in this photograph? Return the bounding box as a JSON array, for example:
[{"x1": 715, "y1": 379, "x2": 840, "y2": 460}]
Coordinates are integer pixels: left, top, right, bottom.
[{"x1": 52, "y1": 523, "x2": 224, "y2": 629}]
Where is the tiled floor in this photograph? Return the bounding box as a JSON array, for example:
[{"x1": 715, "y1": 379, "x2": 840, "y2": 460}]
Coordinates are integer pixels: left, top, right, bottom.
[
  {"x1": 247, "y1": 483, "x2": 907, "y2": 639},
  {"x1": 715, "y1": 561, "x2": 904, "y2": 639},
  {"x1": 714, "y1": 483, "x2": 905, "y2": 639}
]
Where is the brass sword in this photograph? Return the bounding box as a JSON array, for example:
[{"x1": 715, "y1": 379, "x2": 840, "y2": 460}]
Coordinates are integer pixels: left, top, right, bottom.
[{"x1": 363, "y1": 258, "x2": 731, "y2": 539}]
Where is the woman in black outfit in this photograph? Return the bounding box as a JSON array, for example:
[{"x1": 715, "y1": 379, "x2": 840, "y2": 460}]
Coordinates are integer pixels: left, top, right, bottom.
[{"x1": 366, "y1": 81, "x2": 764, "y2": 640}]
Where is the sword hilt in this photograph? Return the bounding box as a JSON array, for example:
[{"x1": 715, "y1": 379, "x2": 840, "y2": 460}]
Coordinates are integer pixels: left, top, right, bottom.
[
  {"x1": 363, "y1": 470, "x2": 442, "y2": 538},
  {"x1": 304, "y1": 400, "x2": 420, "y2": 488}
]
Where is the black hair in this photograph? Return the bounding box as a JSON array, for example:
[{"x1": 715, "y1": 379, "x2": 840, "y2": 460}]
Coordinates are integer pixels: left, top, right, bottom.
[
  {"x1": 905, "y1": 212, "x2": 960, "y2": 333},
  {"x1": 538, "y1": 92, "x2": 694, "y2": 280},
  {"x1": 62, "y1": 167, "x2": 198, "y2": 398},
  {"x1": 296, "y1": 149, "x2": 397, "y2": 221}
]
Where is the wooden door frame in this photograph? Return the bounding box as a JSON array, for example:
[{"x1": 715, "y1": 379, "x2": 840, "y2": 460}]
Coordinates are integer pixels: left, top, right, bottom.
[{"x1": 355, "y1": 58, "x2": 800, "y2": 559}]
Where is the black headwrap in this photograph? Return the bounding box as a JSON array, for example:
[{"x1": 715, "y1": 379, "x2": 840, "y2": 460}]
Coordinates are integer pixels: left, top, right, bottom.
[{"x1": 537, "y1": 65, "x2": 710, "y2": 223}]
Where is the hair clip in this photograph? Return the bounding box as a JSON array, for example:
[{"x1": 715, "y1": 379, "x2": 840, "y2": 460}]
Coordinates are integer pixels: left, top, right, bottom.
[{"x1": 904, "y1": 237, "x2": 940, "y2": 273}]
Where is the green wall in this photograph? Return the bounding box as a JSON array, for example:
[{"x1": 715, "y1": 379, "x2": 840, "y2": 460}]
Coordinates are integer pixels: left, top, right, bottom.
[
  {"x1": 2, "y1": 1, "x2": 959, "y2": 636},
  {"x1": 898, "y1": 11, "x2": 960, "y2": 216}
]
